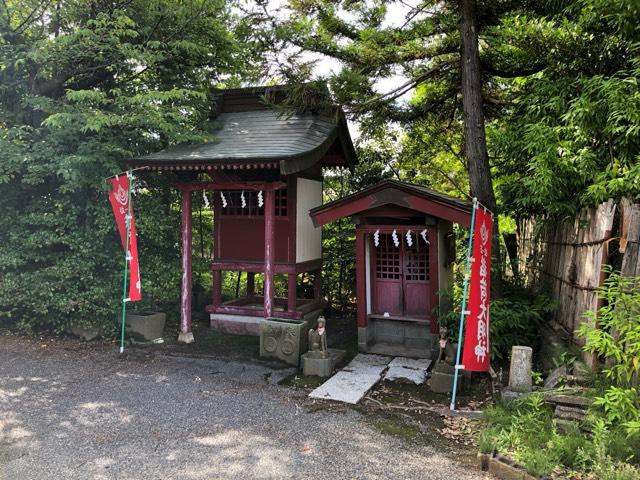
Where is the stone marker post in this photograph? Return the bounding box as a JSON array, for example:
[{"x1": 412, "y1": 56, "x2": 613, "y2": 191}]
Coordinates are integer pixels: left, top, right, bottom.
[{"x1": 508, "y1": 346, "x2": 533, "y2": 392}]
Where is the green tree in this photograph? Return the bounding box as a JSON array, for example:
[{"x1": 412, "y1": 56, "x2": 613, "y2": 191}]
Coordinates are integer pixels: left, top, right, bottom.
[
  {"x1": 493, "y1": 0, "x2": 640, "y2": 217},
  {"x1": 0, "y1": 0, "x2": 259, "y2": 332},
  {"x1": 247, "y1": 0, "x2": 569, "y2": 294}
]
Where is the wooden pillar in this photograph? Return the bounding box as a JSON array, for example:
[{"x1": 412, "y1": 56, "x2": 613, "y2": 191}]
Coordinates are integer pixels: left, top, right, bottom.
[
  {"x1": 212, "y1": 270, "x2": 222, "y2": 308},
  {"x1": 287, "y1": 273, "x2": 297, "y2": 312},
  {"x1": 264, "y1": 189, "x2": 275, "y2": 318},
  {"x1": 313, "y1": 269, "x2": 322, "y2": 302},
  {"x1": 246, "y1": 272, "x2": 255, "y2": 297},
  {"x1": 179, "y1": 188, "x2": 194, "y2": 343},
  {"x1": 355, "y1": 229, "x2": 366, "y2": 328}
]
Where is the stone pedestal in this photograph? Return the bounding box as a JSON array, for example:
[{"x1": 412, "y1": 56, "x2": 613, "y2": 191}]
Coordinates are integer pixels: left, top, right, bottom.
[
  {"x1": 260, "y1": 316, "x2": 318, "y2": 366},
  {"x1": 508, "y1": 346, "x2": 533, "y2": 392},
  {"x1": 301, "y1": 349, "x2": 345, "y2": 377},
  {"x1": 430, "y1": 362, "x2": 462, "y2": 394}
]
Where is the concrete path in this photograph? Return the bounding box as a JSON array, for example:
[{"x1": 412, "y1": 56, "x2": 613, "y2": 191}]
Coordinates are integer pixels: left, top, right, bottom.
[{"x1": 0, "y1": 333, "x2": 488, "y2": 480}]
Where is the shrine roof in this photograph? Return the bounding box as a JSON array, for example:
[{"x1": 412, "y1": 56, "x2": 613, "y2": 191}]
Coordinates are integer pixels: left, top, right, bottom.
[
  {"x1": 125, "y1": 86, "x2": 357, "y2": 175},
  {"x1": 310, "y1": 180, "x2": 473, "y2": 228}
]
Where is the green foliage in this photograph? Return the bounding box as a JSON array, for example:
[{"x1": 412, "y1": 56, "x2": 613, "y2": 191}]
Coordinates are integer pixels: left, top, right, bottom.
[
  {"x1": 578, "y1": 271, "x2": 640, "y2": 388},
  {"x1": 481, "y1": 395, "x2": 640, "y2": 478},
  {"x1": 0, "y1": 0, "x2": 260, "y2": 333},
  {"x1": 577, "y1": 270, "x2": 640, "y2": 437},
  {"x1": 494, "y1": 0, "x2": 640, "y2": 217},
  {"x1": 490, "y1": 288, "x2": 556, "y2": 362},
  {"x1": 440, "y1": 280, "x2": 555, "y2": 362}
]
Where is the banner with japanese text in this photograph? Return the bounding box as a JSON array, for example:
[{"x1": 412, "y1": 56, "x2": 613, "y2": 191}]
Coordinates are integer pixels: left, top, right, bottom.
[
  {"x1": 108, "y1": 175, "x2": 141, "y2": 302},
  {"x1": 462, "y1": 206, "x2": 493, "y2": 371}
]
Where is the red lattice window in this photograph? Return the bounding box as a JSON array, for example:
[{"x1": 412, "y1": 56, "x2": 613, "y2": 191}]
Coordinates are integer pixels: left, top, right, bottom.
[
  {"x1": 275, "y1": 189, "x2": 287, "y2": 216},
  {"x1": 405, "y1": 241, "x2": 429, "y2": 281},
  {"x1": 375, "y1": 234, "x2": 401, "y2": 279},
  {"x1": 220, "y1": 190, "x2": 287, "y2": 217}
]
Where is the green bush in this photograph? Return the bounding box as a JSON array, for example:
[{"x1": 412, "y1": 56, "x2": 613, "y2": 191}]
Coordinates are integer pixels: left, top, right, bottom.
[
  {"x1": 577, "y1": 270, "x2": 640, "y2": 437},
  {"x1": 551, "y1": 433, "x2": 587, "y2": 469},
  {"x1": 440, "y1": 281, "x2": 556, "y2": 362},
  {"x1": 479, "y1": 395, "x2": 640, "y2": 478}
]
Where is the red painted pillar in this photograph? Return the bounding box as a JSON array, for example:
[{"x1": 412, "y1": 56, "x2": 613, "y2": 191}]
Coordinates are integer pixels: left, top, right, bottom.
[
  {"x1": 355, "y1": 229, "x2": 366, "y2": 328},
  {"x1": 212, "y1": 270, "x2": 222, "y2": 309},
  {"x1": 264, "y1": 189, "x2": 275, "y2": 318},
  {"x1": 287, "y1": 273, "x2": 297, "y2": 312},
  {"x1": 179, "y1": 188, "x2": 194, "y2": 343}
]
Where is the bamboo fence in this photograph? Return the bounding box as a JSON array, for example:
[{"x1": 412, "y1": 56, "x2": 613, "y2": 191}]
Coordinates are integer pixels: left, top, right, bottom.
[{"x1": 517, "y1": 198, "x2": 639, "y2": 350}]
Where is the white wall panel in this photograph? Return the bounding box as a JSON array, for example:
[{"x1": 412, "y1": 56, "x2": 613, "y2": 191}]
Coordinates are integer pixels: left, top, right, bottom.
[{"x1": 296, "y1": 178, "x2": 323, "y2": 263}]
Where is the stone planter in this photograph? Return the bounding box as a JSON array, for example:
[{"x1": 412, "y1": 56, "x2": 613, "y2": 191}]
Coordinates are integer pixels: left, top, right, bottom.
[
  {"x1": 260, "y1": 317, "x2": 314, "y2": 367},
  {"x1": 125, "y1": 312, "x2": 166, "y2": 342},
  {"x1": 478, "y1": 452, "x2": 538, "y2": 480}
]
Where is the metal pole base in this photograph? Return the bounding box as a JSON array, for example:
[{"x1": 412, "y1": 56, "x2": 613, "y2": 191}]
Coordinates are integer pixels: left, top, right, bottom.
[{"x1": 177, "y1": 331, "x2": 195, "y2": 344}]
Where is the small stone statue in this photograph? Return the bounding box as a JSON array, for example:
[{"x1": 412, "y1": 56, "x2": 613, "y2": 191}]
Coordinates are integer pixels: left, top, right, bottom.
[
  {"x1": 308, "y1": 316, "x2": 328, "y2": 358},
  {"x1": 437, "y1": 326, "x2": 456, "y2": 366}
]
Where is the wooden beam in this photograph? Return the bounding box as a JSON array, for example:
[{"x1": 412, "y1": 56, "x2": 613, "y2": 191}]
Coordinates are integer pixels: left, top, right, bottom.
[
  {"x1": 210, "y1": 258, "x2": 322, "y2": 274},
  {"x1": 355, "y1": 229, "x2": 367, "y2": 328},
  {"x1": 212, "y1": 270, "x2": 222, "y2": 309},
  {"x1": 310, "y1": 185, "x2": 472, "y2": 228},
  {"x1": 179, "y1": 189, "x2": 194, "y2": 343},
  {"x1": 264, "y1": 189, "x2": 275, "y2": 318},
  {"x1": 175, "y1": 181, "x2": 287, "y2": 192}
]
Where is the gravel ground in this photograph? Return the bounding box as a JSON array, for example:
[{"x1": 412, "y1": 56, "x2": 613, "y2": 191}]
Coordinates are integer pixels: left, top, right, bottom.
[{"x1": 0, "y1": 332, "x2": 489, "y2": 480}]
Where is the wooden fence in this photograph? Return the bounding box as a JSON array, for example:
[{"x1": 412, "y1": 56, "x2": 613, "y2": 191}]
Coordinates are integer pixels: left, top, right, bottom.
[{"x1": 517, "y1": 197, "x2": 640, "y2": 350}]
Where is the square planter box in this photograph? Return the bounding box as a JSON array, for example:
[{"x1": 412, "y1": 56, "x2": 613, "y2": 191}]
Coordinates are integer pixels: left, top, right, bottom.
[
  {"x1": 260, "y1": 317, "x2": 313, "y2": 367},
  {"x1": 125, "y1": 312, "x2": 166, "y2": 342}
]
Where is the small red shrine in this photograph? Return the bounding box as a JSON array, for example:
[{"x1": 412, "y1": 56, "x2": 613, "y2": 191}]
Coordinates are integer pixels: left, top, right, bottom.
[
  {"x1": 310, "y1": 180, "x2": 472, "y2": 358},
  {"x1": 126, "y1": 85, "x2": 357, "y2": 342},
  {"x1": 126, "y1": 84, "x2": 473, "y2": 359}
]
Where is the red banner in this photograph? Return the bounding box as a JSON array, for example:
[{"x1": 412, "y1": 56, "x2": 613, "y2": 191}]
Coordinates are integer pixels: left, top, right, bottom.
[
  {"x1": 108, "y1": 175, "x2": 141, "y2": 302},
  {"x1": 462, "y1": 206, "x2": 493, "y2": 371}
]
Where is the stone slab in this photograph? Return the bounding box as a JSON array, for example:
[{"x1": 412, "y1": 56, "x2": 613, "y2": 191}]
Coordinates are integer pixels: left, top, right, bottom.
[
  {"x1": 309, "y1": 370, "x2": 384, "y2": 404},
  {"x1": 543, "y1": 364, "x2": 567, "y2": 389},
  {"x1": 388, "y1": 357, "x2": 432, "y2": 370},
  {"x1": 384, "y1": 366, "x2": 426, "y2": 384},
  {"x1": 543, "y1": 393, "x2": 593, "y2": 407},
  {"x1": 342, "y1": 353, "x2": 391, "y2": 370},
  {"x1": 309, "y1": 354, "x2": 390, "y2": 404}
]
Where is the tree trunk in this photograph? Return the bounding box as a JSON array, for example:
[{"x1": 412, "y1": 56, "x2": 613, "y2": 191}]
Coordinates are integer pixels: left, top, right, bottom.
[{"x1": 458, "y1": 0, "x2": 503, "y2": 297}]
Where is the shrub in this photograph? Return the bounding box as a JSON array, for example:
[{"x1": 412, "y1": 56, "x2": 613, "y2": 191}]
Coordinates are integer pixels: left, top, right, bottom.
[
  {"x1": 440, "y1": 281, "x2": 556, "y2": 362},
  {"x1": 577, "y1": 270, "x2": 640, "y2": 437},
  {"x1": 551, "y1": 433, "x2": 587, "y2": 469}
]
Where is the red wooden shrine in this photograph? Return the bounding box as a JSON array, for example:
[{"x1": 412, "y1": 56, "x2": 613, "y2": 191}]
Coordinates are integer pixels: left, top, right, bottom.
[
  {"x1": 126, "y1": 85, "x2": 357, "y2": 342},
  {"x1": 310, "y1": 180, "x2": 472, "y2": 358}
]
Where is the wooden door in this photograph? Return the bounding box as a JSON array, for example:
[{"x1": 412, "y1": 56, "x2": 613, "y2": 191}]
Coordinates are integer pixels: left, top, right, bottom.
[
  {"x1": 372, "y1": 233, "x2": 403, "y2": 315},
  {"x1": 372, "y1": 231, "x2": 431, "y2": 318},
  {"x1": 403, "y1": 237, "x2": 430, "y2": 317}
]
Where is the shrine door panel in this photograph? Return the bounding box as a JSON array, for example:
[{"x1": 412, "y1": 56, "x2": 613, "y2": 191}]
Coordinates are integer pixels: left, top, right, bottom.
[
  {"x1": 373, "y1": 233, "x2": 403, "y2": 316},
  {"x1": 403, "y1": 237, "x2": 430, "y2": 317}
]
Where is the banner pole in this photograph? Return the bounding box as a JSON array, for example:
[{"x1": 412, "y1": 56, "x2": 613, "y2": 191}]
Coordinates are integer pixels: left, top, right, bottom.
[
  {"x1": 450, "y1": 197, "x2": 478, "y2": 411},
  {"x1": 119, "y1": 170, "x2": 133, "y2": 354}
]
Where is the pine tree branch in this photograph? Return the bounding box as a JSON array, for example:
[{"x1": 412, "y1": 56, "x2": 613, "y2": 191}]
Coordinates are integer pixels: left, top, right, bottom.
[{"x1": 481, "y1": 59, "x2": 546, "y2": 78}]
